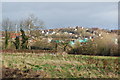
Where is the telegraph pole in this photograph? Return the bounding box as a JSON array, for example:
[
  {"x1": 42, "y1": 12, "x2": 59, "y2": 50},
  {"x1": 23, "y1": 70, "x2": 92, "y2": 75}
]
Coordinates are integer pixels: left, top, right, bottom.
[
  {"x1": 28, "y1": 24, "x2": 30, "y2": 35},
  {"x1": 15, "y1": 24, "x2": 18, "y2": 33}
]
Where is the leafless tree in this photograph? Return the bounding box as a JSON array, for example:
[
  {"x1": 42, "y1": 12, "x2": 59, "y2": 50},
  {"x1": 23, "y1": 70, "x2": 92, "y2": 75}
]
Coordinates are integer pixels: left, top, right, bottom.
[
  {"x1": 21, "y1": 14, "x2": 45, "y2": 35},
  {"x1": 2, "y1": 18, "x2": 14, "y2": 31}
]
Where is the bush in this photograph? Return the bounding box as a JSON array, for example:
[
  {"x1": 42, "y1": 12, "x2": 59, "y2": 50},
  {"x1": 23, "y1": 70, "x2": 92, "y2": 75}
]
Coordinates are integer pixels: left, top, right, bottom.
[
  {"x1": 31, "y1": 40, "x2": 55, "y2": 50},
  {"x1": 20, "y1": 29, "x2": 29, "y2": 49},
  {"x1": 5, "y1": 30, "x2": 10, "y2": 49},
  {"x1": 68, "y1": 40, "x2": 97, "y2": 55},
  {"x1": 13, "y1": 36, "x2": 20, "y2": 49},
  {"x1": 94, "y1": 33, "x2": 118, "y2": 56},
  {"x1": 68, "y1": 32, "x2": 119, "y2": 56}
]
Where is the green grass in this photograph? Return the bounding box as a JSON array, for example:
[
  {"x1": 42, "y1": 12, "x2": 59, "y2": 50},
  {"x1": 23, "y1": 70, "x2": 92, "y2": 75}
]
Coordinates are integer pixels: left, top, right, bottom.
[{"x1": 2, "y1": 53, "x2": 120, "y2": 78}]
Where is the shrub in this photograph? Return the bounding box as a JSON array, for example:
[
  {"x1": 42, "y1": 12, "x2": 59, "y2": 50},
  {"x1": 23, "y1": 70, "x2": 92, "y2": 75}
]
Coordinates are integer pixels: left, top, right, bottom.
[
  {"x1": 68, "y1": 40, "x2": 97, "y2": 55},
  {"x1": 5, "y1": 30, "x2": 10, "y2": 49},
  {"x1": 20, "y1": 29, "x2": 29, "y2": 49},
  {"x1": 68, "y1": 32, "x2": 119, "y2": 56},
  {"x1": 31, "y1": 40, "x2": 54, "y2": 50},
  {"x1": 13, "y1": 36, "x2": 20, "y2": 49},
  {"x1": 94, "y1": 33, "x2": 118, "y2": 56}
]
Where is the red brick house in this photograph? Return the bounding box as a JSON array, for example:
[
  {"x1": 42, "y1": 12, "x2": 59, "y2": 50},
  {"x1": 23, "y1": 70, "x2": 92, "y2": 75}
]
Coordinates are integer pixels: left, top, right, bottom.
[{"x1": 10, "y1": 33, "x2": 21, "y2": 39}]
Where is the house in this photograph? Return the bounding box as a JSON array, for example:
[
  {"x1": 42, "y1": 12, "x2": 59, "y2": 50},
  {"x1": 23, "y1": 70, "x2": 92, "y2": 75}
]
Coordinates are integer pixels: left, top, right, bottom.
[
  {"x1": 69, "y1": 33, "x2": 73, "y2": 35},
  {"x1": 51, "y1": 31, "x2": 56, "y2": 34},
  {"x1": 64, "y1": 32, "x2": 68, "y2": 34},
  {"x1": 48, "y1": 38, "x2": 53, "y2": 43},
  {"x1": 10, "y1": 33, "x2": 21, "y2": 39},
  {"x1": 114, "y1": 38, "x2": 118, "y2": 45},
  {"x1": 81, "y1": 27, "x2": 84, "y2": 29},
  {"x1": 0, "y1": 33, "x2": 5, "y2": 39},
  {"x1": 46, "y1": 32, "x2": 49, "y2": 35},
  {"x1": 92, "y1": 28, "x2": 99, "y2": 30},
  {"x1": 42, "y1": 30, "x2": 45, "y2": 34},
  {"x1": 98, "y1": 34, "x2": 102, "y2": 37},
  {"x1": 111, "y1": 30, "x2": 118, "y2": 33}
]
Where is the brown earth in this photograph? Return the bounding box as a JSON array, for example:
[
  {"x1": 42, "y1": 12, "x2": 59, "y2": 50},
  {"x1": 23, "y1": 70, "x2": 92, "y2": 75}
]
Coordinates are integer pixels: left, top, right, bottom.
[
  {"x1": 1, "y1": 49, "x2": 57, "y2": 54},
  {"x1": 2, "y1": 67, "x2": 47, "y2": 78}
]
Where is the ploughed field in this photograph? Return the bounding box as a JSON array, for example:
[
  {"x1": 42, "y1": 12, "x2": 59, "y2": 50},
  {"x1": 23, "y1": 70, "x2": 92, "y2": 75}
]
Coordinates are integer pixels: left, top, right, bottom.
[{"x1": 2, "y1": 52, "x2": 120, "y2": 78}]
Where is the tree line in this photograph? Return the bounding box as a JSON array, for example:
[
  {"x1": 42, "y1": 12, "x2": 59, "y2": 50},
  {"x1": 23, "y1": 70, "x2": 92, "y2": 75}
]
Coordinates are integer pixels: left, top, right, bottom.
[{"x1": 2, "y1": 14, "x2": 44, "y2": 49}]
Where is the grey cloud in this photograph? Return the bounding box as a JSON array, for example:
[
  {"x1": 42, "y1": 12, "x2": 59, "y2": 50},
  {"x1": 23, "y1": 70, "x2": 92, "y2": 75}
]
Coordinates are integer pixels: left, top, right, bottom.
[{"x1": 2, "y1": 2, "x2": 118, "y2": 29}]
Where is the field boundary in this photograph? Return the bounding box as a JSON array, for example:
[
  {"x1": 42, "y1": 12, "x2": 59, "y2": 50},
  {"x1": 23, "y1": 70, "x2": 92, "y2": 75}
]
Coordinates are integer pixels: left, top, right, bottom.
[{"x1": 0, "y1": 49, "x2": 57, "y2": 54}]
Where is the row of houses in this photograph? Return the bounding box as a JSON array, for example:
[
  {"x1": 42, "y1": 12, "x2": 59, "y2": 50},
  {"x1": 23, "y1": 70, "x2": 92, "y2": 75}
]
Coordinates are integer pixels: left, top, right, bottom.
[
  {"x1": 0, "y1": 32, "x2": 21, "y2": 39},
  {"x1": 0, "y1": 26, "x2": 118, "y2": 45}
]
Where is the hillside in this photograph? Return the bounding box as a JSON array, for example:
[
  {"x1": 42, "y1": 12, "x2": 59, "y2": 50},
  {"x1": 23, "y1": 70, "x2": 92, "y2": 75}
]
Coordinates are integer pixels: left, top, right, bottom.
[{"x1": 1, "y1": 26, "x2": 119, "y2": 56}]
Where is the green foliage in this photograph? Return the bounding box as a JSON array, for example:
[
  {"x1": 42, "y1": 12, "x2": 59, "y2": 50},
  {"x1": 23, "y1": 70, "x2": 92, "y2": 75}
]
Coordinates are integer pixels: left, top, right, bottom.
[
  {"x1": 13, "y1": 36, "x2": 20, "y2": 49},
  {"x1": 5, "y1": 30, "x2": 9, "y2": 49},
  {"x1": 32, "y1": 65, "x2": 43, "y2": 71},
  {"x1": 20, "y1": 28, "x2": 29, "y2": 49}
]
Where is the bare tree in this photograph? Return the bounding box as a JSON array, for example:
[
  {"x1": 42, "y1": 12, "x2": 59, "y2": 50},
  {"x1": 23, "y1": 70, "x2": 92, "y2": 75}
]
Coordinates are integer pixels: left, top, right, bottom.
[
  {"x1": 19, "y1": 20, "x2": 24, "y2": 29},
  {"x1": 2, "y1": 18, "x2": 14, "y2": 31},
  {"x1": 22, "y1": 14, "x2": 44, "y2": 36}
]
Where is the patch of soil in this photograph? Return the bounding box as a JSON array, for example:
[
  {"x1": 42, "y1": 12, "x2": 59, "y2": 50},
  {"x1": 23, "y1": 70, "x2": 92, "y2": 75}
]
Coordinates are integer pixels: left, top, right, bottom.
[
  {"x1": 2, "y1": 67, "x2": 46, "y2": 78},
  {"x1": 1, "y1": 49, "x2": 57, "y2": 54}
]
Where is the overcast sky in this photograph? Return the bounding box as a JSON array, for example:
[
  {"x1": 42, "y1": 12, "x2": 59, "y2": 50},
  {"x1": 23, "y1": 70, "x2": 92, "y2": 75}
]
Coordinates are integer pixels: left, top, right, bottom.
[{"x1": 2, "y1": 2, "x2": 118, "y2": 30}]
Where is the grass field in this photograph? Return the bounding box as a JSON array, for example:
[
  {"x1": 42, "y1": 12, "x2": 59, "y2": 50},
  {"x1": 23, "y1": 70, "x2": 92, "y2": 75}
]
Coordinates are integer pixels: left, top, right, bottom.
[{"x1": 2, "y1": 53, "x2": 120, "y2": 78}]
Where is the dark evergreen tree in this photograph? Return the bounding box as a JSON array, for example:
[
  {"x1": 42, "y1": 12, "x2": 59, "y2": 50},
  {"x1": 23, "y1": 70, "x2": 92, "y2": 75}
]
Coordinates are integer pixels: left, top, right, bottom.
[
  {"x1": 20, "y1": 28, "x2": 28, "y2": 49},
  {"x1": 13, "y1": 36, "x2": 20, "y2": 49},
  {"x1": 5, "y1": 30, "x2": 9, "y2": 49}
]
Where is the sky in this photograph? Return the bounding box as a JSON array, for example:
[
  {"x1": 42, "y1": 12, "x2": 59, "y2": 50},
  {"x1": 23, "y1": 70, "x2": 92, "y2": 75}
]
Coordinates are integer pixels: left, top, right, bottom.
[{"x1": 1, "y1": 2, "x2": 118, "y2": 30}]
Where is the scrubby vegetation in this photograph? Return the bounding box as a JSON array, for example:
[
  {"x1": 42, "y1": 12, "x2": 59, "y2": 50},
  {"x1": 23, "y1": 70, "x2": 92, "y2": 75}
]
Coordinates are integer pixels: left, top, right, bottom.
[
  {"x1": 67, "y1": 32, "x2": 119, "y2": 56},
  {"x1": 31, "y1": 40, "x2": 55, "y2": 50},
  {"x1": 2, "y1": 53, "x2": 120, "y2": 78}
]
